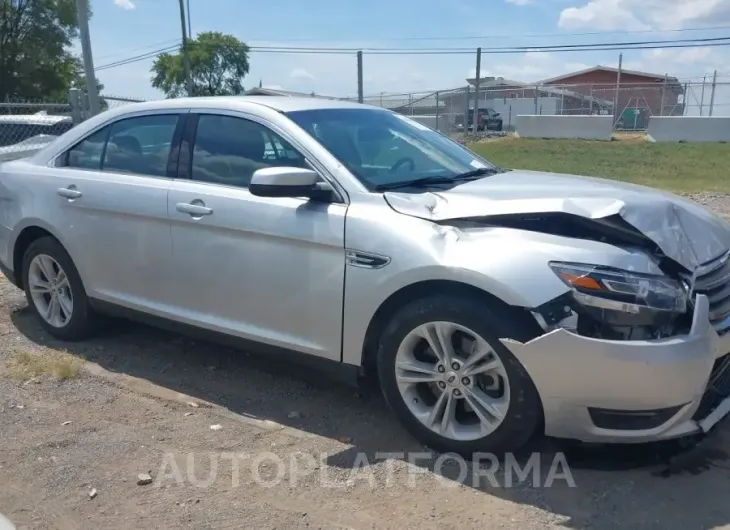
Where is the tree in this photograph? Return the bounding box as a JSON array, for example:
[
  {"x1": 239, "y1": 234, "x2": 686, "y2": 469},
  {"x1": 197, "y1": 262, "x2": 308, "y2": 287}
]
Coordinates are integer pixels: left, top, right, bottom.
[
  {"x1": 151, "y1": 32, "x2": 250, "y2": 98},
  {"x1": 0, "y1": 0, "x2": 89, "y2": 102}
]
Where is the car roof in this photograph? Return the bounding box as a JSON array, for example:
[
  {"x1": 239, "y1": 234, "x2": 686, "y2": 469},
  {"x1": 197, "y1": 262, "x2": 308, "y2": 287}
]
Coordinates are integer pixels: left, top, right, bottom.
[{"x1": 110, "y1": 95, "x2": 382, "y2": 115}]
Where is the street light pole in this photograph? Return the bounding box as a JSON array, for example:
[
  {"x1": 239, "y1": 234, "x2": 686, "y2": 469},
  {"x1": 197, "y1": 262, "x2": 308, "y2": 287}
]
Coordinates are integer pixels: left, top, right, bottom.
[
  {"x1": 75, "y1": 0, "x2": 101, "y2": 116},
  {"x1": 177, "y1": 0, "x2": 193, "y2": 96}
]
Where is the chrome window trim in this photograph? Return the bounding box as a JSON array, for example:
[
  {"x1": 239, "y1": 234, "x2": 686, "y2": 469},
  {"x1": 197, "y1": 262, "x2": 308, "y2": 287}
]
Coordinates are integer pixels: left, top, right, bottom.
[{"x1": 47, "y1": 109, "x2": 189, "y2": 170}]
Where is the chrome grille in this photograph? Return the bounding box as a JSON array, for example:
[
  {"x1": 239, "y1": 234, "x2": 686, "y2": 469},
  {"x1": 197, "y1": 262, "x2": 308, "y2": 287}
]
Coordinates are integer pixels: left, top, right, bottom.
[{"x1": 694, "y1": 251, "x2": 730, "y2": 335}]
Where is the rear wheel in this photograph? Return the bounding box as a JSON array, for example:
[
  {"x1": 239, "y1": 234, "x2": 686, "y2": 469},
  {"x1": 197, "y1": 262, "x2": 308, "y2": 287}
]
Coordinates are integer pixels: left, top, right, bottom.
[
  {"x1": 377, "y1": 295, "x2": 542, "y2": 456},
  {"x1": 21, "y1": 237, "x2": 94, "y2": 341}
]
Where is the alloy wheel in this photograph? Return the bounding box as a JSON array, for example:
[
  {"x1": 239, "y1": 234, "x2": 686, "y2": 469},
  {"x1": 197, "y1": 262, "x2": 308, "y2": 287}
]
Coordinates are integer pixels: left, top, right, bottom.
[
  {"x1": 27, "y1": 254, "x2": 74, "y2": 328},
  {"x1": 394, "y1": 321, "x2": 510, "y2": 441}
]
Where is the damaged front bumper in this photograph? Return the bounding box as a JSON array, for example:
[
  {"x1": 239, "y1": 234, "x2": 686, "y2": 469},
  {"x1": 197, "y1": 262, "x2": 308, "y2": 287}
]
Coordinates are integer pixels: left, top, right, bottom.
[{"x1": 501, "y1": 295, "x2": 730, "y2": 443}]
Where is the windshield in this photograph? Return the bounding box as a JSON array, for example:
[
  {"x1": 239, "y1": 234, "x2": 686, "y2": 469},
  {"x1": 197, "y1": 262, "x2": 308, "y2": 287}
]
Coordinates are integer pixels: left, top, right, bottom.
[{"x1": 286, "y1": 108, "x2": 495, "y2": 190}]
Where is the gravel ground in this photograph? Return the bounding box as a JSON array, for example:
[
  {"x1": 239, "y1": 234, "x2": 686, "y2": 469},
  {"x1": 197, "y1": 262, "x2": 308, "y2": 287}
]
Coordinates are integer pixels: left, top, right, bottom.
[{"x1": 1, "y1": 196, "x2": 730, "y2": 530}]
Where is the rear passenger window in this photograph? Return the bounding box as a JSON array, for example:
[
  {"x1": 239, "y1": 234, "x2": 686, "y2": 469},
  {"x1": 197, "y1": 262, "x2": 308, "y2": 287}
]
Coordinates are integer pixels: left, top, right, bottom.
[
  {"x1": 66, "y1": 126, "x2": 110, "y2": 170},
  {"x1": 103, "y1": 115, "x2": 178, "y2": 177},
  {"x1": 191, "y1": 114, "x2": 306, "y2": 188}
]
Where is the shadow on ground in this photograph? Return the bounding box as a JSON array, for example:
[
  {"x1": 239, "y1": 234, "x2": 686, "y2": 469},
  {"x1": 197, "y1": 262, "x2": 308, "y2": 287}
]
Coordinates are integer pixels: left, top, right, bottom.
[{"x1": 12, "y1": 307, "x2": 730, "y2": 530}]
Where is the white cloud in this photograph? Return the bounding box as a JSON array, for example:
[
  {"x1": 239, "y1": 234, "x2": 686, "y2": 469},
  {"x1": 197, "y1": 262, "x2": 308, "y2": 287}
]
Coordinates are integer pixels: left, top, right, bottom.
[
  {"x1": 290, "y1": 68, "x2": 315, "y2": 80},
  {"x1": 559, "y1": 0, "x2": 730, "y2": 31},
  {"x1": 114, "y1": 0, "x2": 136, "y2": 10},
  {"x1": 559, "y1": 0, "x2": 648, "y2": 30}
]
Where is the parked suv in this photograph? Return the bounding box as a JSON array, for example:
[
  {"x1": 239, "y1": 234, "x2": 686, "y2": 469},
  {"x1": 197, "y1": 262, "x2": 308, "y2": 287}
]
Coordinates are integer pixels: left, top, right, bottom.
[
  {"x1": 466, "y1": 108, "x2": 503, "y2": 131},
  {"x1": 0, "y1": 97, "x2": 729, "y2": 455}
]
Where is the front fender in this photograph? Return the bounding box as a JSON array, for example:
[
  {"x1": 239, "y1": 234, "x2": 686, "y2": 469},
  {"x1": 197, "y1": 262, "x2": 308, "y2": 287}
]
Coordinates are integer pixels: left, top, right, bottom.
[{"x1": 341, "y1": 216, "x2": 660, "y2": 367}]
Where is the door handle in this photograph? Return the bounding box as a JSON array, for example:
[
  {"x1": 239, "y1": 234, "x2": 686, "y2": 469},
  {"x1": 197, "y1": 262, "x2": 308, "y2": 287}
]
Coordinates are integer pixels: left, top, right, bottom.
[
  {"x1": 57, "y1": 187, "x2": 82, "y2": 199},
  {"x1": 176, "y1": 202, "x2": 213, "y2": 216}
]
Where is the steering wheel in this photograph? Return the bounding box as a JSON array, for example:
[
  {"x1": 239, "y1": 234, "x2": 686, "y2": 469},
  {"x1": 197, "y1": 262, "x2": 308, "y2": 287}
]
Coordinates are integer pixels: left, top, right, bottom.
[{"x1": 389, "y1": 157, "x2": 416, "y2": 173}]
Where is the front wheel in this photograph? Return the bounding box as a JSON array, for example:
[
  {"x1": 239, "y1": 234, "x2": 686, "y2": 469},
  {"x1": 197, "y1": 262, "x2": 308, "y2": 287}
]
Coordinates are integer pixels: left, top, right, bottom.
[{"x1": 377, "y1": 295, "x2": 542, "y2": 456}]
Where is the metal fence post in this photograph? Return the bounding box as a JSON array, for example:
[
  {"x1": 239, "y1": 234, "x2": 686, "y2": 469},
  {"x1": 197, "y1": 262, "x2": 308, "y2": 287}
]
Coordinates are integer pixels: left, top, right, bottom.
[
  {"x1": 357, "y1": 51, "x2": 364, "y2": 104},
  {"x1": 435, "y1": 91, "x2": 440, "y2": 132},
  {"x1": 533, "y1": 85, "x2": 538, "y2": 114},
  {"x1": 464, "y1": 85, "x2": 470, "y2": 133},
  {"x1": 472, "y1": 47, "x2": 481, "y2": 134},
  {"x1": 700, "y1": 75, "x2": 706, "y2": 116},
  {"x1": 68, "y1": 88, "x2": 83, "y2": 125},
  {"x1": 612, "y1": 53, "x2": 622, "y2": 128},
  {"x1": 709, "y1": 70, "x2": 718, "y2": 117},
  {"x1": 660, "y1": 74, "x2": 667, "y2": 116}
]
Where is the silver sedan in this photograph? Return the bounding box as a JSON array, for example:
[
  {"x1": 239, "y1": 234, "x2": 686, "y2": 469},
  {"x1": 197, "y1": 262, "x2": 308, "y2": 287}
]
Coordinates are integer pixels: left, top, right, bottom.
[{"x1": 0, "y1": 95, "x2": 729, "y2": 455}]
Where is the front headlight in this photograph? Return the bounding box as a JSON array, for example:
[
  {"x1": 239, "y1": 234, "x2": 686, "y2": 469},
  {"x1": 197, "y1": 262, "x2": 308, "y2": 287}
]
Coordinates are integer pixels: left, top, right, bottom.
[{"x1": 549, "y1": 262, "x2": 687, "y2": 314}]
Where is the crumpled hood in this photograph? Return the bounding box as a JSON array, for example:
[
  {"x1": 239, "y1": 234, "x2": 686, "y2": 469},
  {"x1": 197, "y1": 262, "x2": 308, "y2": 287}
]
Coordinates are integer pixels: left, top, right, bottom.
[{"x1": 384, "y1": 169, "x2": 730, "y2": 271}]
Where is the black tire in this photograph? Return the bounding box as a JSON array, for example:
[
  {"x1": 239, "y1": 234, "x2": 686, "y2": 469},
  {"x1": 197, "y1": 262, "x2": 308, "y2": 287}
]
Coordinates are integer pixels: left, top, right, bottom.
[
  {"x1": 377, "y1": 295, "x2": 543, "y2": 456},
  {"x1": 21, "y1": 236, "x2": 94, "y2": 341}
]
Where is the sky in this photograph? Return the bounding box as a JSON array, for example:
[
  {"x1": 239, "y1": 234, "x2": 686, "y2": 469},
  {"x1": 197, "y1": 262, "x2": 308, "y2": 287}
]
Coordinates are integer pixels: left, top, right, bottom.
[{"x1": 85, "y1": 0, "x2": 730, "y2": 113}]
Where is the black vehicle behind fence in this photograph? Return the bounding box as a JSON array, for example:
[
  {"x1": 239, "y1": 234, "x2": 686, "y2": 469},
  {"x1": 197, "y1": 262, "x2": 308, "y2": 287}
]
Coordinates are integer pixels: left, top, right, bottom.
[{"x1": 465, "y1": 108, "x2": 503, "y2": 131}]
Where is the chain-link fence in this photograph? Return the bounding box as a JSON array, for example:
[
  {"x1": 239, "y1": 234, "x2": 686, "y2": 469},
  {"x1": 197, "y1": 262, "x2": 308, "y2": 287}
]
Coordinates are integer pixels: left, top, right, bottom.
[
  {"x1": 0, "y1": 100, "x2": 75, "y2": 162},
  {"x1": 1, "y1": 76, "x2": 726, "y2": 162},
  {"x1": 0, "y1": 93, "x2": 147, "y2": 162},
  {"x1": 352, "y1": 79, "x2": 730, "y2": 136}
]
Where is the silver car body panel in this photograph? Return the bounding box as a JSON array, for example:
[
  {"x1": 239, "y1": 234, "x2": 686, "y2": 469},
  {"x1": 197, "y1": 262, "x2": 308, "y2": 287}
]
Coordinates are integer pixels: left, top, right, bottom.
[
  {"x1": 1, "y1": 96, "x2": 729, "y2": 444},
  {"x1": 384, "y1": 170, "x2": 730, "y2": 272},
  {"x1": 501, "y1": 295, "x2": 730, "y2": 442}
]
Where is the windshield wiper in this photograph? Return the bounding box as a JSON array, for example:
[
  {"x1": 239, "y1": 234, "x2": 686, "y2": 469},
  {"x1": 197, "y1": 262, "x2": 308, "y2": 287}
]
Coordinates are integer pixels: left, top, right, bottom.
[{"x1": 373, "y1": 167, "x2": 499, "y2": 191}]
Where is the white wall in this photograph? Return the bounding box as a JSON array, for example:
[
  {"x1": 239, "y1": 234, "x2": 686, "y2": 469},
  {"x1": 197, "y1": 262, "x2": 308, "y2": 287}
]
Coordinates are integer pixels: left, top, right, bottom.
[
  {"x1": 516, "y1": 115, "x2": 614, "y2": 140},
  {"x1": 484, "y1": 98, "x2": 560, "y2": 125},
  {"x1": 408, "y1": 115, "x2": 451, "y2": 134},
  {"x1": 647, "y1": 117, "x2": 730, "y2": 142}
]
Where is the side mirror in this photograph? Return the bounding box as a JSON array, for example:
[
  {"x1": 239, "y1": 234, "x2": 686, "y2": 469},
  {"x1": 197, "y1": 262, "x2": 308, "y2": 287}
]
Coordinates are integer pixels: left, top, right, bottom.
[{"x1": 249, "y1": 166, "x2": 333, "y2": 200}]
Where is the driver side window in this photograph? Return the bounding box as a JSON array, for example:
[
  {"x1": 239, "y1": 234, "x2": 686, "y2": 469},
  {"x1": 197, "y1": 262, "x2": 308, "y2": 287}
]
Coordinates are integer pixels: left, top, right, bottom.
[{"x1": 190, "y1": 114, "x2": 308, "y2": 189}]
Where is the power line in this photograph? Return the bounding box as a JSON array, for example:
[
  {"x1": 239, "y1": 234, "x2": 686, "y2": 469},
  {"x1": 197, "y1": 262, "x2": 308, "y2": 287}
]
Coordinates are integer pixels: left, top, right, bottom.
[
  {"x1": 247, "y1": 36, "x2": 730, "y2": 53},
  {"x1": 245, "y1": 24, "x2": 730, "y2": 42},
  {"x1": 95, "y1": 38, "x2": 182, "y2": 61},
  {"x1": 96, "y1": 24, "x2": 730, "y2": 63}
]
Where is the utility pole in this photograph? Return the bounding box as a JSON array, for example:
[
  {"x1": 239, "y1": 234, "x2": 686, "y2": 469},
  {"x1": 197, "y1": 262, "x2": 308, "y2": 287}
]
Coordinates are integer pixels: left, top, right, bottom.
[
  {"x1": 357, "y1": 51, "x2": 364, "y2": 103},
  {"x1": 75, "y1": 0, "x2": 101, "y2": 116},
  {"x1": 186, "y1": 0, "x2": 192, "y2": 37},
  {"x1": 178, "y1": 0, "x2": 193, "y2": 97},
  {"x1": 709, "y1": 69, "x2": 718, "y2": 117},
  {"x1": 472, "y1": 47, "x2": 481, "y2": 133}
]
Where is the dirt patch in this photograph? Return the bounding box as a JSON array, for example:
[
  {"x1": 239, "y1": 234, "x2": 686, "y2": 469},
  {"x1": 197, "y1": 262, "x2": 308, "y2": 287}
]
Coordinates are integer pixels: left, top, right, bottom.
[
  {"x1": 3, "y1": 349, "x2": 81, "y2": 382},
  {"x1": 2, "y1": 196, "x2": 730, "y2": 529}
]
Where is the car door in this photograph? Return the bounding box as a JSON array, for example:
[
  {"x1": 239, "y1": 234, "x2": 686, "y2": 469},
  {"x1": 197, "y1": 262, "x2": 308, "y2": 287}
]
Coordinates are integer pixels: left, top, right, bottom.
[
  {"x1": 166, "y1": 111, "x2": 347, "y2": 361},
  {"x1": 51, "y1": 111, "x2": 184, "y2": 310}
]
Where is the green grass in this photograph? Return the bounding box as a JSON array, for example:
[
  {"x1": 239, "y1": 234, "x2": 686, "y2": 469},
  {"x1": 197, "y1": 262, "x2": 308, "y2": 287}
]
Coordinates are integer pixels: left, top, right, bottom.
[{"x1": 468, "y1": 138, "x2": 730, "y2": 193}]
